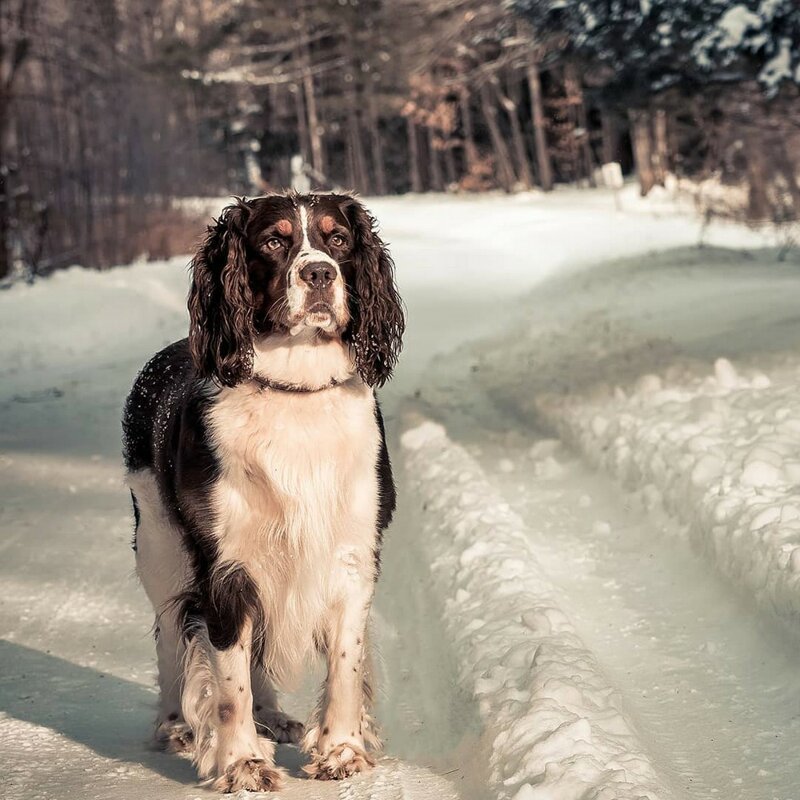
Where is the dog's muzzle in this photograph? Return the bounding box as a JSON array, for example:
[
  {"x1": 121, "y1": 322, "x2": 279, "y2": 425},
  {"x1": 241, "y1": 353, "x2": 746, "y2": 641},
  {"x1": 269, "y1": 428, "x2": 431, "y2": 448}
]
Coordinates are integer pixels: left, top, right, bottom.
[{"x1": 288, "y1": 253, "x2": 346, "y2": 334}]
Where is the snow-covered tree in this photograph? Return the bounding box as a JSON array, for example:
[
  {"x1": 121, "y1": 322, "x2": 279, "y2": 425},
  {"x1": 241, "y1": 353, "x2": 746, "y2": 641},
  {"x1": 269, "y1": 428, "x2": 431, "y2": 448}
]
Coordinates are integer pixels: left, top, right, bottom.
[
  {"x1": 510, "y1": 0, "x2": 800, "y2": 102},
  {"x1": 696, "y1": 0, "x2": 800, "y2": 96}
]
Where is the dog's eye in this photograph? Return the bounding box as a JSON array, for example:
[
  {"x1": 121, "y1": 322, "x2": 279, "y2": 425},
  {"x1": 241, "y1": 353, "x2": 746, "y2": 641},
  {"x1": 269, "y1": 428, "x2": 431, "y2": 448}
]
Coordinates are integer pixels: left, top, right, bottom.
[
  {"x1": 264, "y1": 237, "x2": 282, "y2": 252},
  {"x1": 330, "y1": 233, "x2": 345, "y2": 247}
]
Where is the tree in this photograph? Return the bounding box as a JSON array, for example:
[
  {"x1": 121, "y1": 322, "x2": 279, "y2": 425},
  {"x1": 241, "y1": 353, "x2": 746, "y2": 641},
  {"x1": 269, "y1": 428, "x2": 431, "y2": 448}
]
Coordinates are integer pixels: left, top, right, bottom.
[
  {"x1": 512, "y1": 0, "x2": 800, "y2": 207},
  {"x1": 0, "y1": 0, "x2": 37, "y2": 279},
  {"x1": 511, "y1": 0, "x2": 799, "y2": 103}
]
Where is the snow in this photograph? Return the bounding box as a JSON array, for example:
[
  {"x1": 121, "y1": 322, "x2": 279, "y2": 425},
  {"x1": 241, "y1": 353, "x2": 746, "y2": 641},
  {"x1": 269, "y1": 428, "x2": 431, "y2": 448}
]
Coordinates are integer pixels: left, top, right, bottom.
[
  {"x1": 2, "y1": 185, "x2": 799, "y2": 799},
  {"x1": 461, "y1": 427, "x2": 800, "y2": 800},
  {"x1": 456, "y1": 235, "x2": 800, "y2": 626},
  {"x1": 759, "y1": 37, "x2": 794, "y2": 90},
  {"x1": 536, "y1": 353, "x2": 800, "y2": 623},
  {"x1": 695, "y1": 2, "x2": 798, "y2": 92},
  {"x1": 400, "y1": 420, "x2": 667, "y2": 800},
  {"x1": 715, "y1": 5, "x2": 762, "y2": 50}
]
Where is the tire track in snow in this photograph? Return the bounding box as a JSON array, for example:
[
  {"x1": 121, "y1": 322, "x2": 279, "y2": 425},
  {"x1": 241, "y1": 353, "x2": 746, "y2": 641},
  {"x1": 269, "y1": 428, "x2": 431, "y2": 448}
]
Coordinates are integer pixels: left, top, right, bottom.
[
  {"x1": 401, "y1": 418, "x2": 671, "y2": 800},
  {"x1": 534, "y1": 357, "x2": 800, "y2": 628},
  {"x1": 473, "y1": 431, "x2": 800, "y2": 800}
]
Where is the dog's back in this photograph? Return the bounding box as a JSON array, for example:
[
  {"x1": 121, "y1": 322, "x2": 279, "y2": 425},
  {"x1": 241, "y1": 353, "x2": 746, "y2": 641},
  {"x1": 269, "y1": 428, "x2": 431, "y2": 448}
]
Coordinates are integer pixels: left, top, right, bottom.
[{"x1": 123, "y1": 338, "x2": 195, "y2": 476}]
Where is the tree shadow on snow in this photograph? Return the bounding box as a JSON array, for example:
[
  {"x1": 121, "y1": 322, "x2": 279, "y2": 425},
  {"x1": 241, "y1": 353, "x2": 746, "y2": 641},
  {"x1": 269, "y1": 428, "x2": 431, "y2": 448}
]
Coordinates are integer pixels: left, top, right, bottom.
[{"x1": 0, "y1": 640, "x2": 309, "y2": 785}]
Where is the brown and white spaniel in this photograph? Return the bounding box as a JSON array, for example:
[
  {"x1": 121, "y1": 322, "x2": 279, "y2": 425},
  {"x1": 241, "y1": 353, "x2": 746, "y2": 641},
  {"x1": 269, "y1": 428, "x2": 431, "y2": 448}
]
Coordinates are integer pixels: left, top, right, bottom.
[{"x1": 122, "y1": 193, "x2": 403, "y2": 792}]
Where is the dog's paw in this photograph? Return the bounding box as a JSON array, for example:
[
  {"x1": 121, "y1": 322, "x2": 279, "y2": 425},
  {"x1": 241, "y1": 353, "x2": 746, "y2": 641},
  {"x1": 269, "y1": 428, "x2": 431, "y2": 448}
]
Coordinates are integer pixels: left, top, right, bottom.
[
  {"x1": 212, "y1": 758, "x2": 284, "y2": 793},
  {"x1": 304, "y1": 743, "x2": 375, "y2": 781},
  {"x1": 256, "y1": 708, "x2": 305, "y2": 745},
  {"x1": 154, "y1": 719, "x2": 194, "y2": 754}
]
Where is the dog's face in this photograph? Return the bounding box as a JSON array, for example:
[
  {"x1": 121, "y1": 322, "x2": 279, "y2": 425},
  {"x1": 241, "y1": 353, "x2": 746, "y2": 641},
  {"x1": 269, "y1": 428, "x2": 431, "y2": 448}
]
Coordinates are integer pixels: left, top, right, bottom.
[
  {"x1": 245, "y1": 195, "x2": 355, "y2": 336},
  {"x1": 188, "y1": 193, "x2": 404, "y2": 389}
]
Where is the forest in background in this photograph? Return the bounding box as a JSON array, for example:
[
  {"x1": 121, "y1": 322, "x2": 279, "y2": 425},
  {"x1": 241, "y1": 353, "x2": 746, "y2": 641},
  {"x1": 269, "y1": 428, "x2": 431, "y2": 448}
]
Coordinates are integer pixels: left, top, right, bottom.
[{"x1": 2, "y1": 0, "x2": 799, "y2": 279}]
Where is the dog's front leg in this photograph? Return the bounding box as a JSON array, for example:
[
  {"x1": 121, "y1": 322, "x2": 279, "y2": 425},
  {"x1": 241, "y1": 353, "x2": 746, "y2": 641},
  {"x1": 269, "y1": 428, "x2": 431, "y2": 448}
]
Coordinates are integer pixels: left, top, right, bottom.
[
  {"x1": 304, "y1": 548, "x2": 379, "y2": 779},
  {"x1": 182, "y1": 592, "x2": 283, "y2": 793}
]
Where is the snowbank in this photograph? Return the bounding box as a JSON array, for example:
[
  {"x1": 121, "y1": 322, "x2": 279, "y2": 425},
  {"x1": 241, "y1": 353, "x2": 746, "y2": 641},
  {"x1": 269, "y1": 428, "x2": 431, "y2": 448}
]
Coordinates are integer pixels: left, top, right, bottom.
[
  {"x1": 400, "y1": 419, "x2": 671, "y2": 800},
  {"x1": 444, "y1": 235, "x2": 800, "y2": 633},
  {"x1": 535, "y1": 355, "x2": 800, "y2": 626}
]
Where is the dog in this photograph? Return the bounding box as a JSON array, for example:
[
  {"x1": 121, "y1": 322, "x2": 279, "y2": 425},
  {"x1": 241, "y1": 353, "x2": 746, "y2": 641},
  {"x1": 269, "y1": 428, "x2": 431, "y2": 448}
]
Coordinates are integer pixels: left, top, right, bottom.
[{"x1": 122, "y1": 192, "x2": 404, "y2": 792}]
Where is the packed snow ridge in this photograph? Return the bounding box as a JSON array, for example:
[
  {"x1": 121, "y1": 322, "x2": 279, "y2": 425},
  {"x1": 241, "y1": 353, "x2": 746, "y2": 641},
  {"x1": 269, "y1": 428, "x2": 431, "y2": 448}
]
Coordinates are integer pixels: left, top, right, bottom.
[
  {"x1": 401, "y1": 419, "x2": 670, "y2": 800},
  {"x1": 533, "y1": 355, "x2": 800, "y2": 627},
  {"x1": 467, "y1": 316, "x2": 800, "y2": 633}
]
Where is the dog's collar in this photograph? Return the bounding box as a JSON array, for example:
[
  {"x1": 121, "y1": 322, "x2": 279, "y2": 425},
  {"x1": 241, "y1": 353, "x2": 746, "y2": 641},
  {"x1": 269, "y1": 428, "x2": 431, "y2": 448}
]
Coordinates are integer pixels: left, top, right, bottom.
[{"x1": 250, "y1": 373, "x2": 347, "y2": 394}]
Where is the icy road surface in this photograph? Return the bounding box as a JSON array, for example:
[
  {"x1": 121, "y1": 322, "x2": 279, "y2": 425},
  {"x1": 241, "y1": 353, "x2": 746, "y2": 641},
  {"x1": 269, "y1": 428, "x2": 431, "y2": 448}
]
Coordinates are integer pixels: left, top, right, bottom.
[{"x1": 2, "y1": 186, "x2": 799, "y2": 800}]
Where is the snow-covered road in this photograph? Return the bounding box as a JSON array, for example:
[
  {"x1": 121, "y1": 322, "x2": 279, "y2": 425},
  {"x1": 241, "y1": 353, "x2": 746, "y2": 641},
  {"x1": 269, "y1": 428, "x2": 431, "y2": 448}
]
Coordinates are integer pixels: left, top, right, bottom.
[{"x1": 2, "y1": 187, "x2": 799, "y2": 800}]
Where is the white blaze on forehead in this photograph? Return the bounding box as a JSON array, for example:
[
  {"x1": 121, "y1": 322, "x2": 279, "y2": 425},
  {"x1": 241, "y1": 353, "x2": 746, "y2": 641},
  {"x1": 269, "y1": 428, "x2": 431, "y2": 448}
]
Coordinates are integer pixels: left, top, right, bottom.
[
  {"x1": 293, "y1": 204, "x2": 338, "y2": 270},
  {"x1": 299, "y1": 205, "x2": 311, "y2": 252}
]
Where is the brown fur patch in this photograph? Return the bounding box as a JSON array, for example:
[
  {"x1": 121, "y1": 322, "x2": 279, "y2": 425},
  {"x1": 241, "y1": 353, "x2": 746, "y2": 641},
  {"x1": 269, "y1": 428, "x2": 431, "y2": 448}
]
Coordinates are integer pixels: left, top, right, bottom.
[
  {"x1": 218, "y1": 702, "x2": 235, "y2": 723},
  {"x1": 276, "y1": 219, "x2": 293, "y2": 236},
  {"x1": 319, "y1": 215, "x2": 336, "y2": 234}
]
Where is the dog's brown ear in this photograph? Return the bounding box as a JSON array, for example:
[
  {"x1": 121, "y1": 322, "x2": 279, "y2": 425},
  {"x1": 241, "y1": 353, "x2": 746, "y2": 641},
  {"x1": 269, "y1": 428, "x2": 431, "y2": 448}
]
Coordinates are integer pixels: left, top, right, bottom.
[
  {"x1": 188, "y1": 200, "x2": 255, "y2": 387},
  {"x1": 342, "y1": 197, "x2": 405, "y2": 387}
]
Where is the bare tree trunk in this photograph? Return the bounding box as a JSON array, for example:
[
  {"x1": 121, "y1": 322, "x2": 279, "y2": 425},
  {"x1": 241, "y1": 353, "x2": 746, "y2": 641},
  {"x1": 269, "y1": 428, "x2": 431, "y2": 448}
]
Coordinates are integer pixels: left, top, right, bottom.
[
  {"x1": 777, "y1": 138, "x2": 800, "y2": 215},
  {"x1": 303, "y1": 70, "x2": 324, "y2": 176},
  {"x1": 564, "y1": 64, "x2": 593, "y2": 184},
  {"x1": 407, "y1": 116, "x2": 422, "y2": 192},
  {"x1": 298, "y1": 4, "x2": 324, "y2": 177},
  {"x1": 345, "y1": 74, "x2": 369, "y2": 193},
  {"x1": 653, "y1": 107, "x2": 669, "y2": 185},
  {"x1": 459, "y1": 84, "x2": 479, "y2": 175},
  {"x1": 525, "y1": 55, "x2": 553, "y2": 191},
  {"x1": 443, "y1": 143, "x2": 457, "y2": 186},
  {"x1": 479, "y1": 81, "x2": 516, "y2": 192},
  {"x1": 72, "y1": 90, "x2": 93, "y2": 262},
  {"x1": 0, "y1": 0, "x2": 37, "y2": 278},
  {"x1": 349, "y1": 119, "x2": 369, "y2": 194},
  {"x1": 0, "y1": 95, "x2": 14, "y2": 278},
  {"x1": 345, "y1": 131, "x2": 357, "y2": 190},
  {"x1": 426, "y1": 125, "x2": 444, "y2": 191},
  {"x1": 493, "y1": 77, "x2": 532, "y2": 189},
  {"x1": 293, "y1": 82, "x2": 310, "y2": 164},
  {"x1": 0, "y1": 180, "x2": 10, "y2": 279},
  {"x1": 365, "y1": 77, "x2": 387, "y2": 195},
  {"x1": 298, "y1": 0, "x2": 325, "y2": 180},
  {"x1": 628, "y1": 109, "x2": 656, "y2": 196},
  {"x1": 746, "y1": 130, "x2": 769, "y2": 220},
  {"x1": 600, "y1": 108, "x2": 619, "y2": 164}
]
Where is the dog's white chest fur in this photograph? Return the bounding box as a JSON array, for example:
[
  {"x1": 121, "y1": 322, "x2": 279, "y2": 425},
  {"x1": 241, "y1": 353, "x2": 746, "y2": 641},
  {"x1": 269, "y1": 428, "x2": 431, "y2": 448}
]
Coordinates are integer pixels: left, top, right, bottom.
[
  {"x1": 210, "y1": 379, "x2": 379, "y2": 527},
  {"x1": 206, "y1": 336, "x2": 381, "y2": 683}
]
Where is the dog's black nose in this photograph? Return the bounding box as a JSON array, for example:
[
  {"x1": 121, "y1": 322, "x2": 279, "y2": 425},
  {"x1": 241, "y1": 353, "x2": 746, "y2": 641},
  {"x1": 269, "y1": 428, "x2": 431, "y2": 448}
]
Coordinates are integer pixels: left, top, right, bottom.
[{"x1": 299, "y1": 262, "x2": 335, "y2": 290}]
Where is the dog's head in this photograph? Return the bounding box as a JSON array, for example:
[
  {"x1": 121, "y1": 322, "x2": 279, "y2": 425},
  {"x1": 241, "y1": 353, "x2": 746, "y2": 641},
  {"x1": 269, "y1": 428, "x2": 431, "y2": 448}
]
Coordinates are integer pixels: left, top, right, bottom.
[{"x1": 188, "y1": 193, "x2": 404, "y2": 388}]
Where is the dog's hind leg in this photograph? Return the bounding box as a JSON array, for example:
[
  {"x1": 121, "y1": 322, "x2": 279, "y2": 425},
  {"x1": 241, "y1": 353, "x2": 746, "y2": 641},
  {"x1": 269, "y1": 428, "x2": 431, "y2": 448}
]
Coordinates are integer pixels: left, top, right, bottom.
[
  {"x1": 251, "y1": 666, "x2": 305, "y2": 745},
  {"x1": 153, "y1": 609, "x2": 192, "y2": 752},
  {"x1": 129, "y1": 468, "x2": 193, "y2": 752}
]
